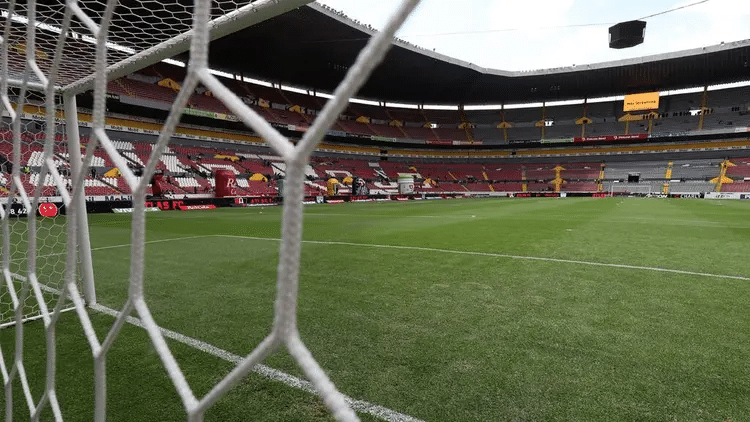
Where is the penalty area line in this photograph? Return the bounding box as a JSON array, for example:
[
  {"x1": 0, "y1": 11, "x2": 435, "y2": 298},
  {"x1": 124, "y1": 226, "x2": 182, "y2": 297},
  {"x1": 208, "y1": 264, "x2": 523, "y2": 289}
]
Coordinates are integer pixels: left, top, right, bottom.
[{"x1": 89, "y1": 303, "x2": 424, "y2": 422}]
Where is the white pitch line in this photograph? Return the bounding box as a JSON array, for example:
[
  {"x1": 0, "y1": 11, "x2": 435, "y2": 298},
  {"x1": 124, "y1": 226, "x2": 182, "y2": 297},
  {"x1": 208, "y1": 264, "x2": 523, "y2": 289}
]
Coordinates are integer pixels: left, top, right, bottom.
[
  {"x1": 8, "y1": 236, "x2": 213, "y2": 264},
  {"x1": 24, "y1": 278, "x2": 422, "y2": 420},
  {"x1": 82, "y1": 233, "x2": 750, "y2": 281},
  {"x1": 303, "y1": 212, "x2": 476, "y2": 219},
  {"x1": 89, "y1": 303, "x2": 423, "y2": 422},
  {"x1": 89, "y1": 235, "x2": 212, "y2": 252},
  {"x1": 215, "y1": 234, "x2": 750, "y2": 282},
  {"x1": 305, "y1": 212, "x2": 750, "y2": 228}
]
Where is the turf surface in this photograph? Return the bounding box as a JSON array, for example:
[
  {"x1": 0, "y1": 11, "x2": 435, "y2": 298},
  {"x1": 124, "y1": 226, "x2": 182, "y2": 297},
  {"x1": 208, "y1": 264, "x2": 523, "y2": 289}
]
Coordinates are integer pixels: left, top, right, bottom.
[{"x1": 2, "y1": 197, "x2": 749, "y2": 421}]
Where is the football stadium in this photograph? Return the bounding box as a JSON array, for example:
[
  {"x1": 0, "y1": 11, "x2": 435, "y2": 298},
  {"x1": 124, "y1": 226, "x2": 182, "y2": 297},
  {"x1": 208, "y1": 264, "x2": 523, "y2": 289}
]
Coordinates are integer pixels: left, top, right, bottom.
[{"x1": 1, "y1": 1, "x2": 749, "y2": 421}]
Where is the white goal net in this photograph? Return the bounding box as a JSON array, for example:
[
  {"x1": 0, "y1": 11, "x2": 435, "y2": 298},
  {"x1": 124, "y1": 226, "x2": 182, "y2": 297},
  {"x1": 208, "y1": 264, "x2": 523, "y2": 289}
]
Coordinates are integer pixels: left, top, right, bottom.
[
  {"x1": 0, "y1": 0, "x2": 421, "y2": 421},
  {"x1": 609, "y1": 181, "x2": 656, "y2": 196},
  {"x1": 0, "y1": 97, "x2": 80, "y2": 330}
]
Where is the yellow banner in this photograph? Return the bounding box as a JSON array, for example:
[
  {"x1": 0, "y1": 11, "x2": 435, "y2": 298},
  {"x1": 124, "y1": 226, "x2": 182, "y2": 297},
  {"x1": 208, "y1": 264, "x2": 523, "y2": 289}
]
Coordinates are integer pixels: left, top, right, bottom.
[
  {"x1": 497, "y1": 121, "x2": 512, "y2": 129},
  {"x1": 214, "y1": 154, "x2": 239, "y2": 162},
  {"x1": 157, "y1": 78, "x2": 181, "y2": 92},
  {"x1": 104, "y1": 168, "x2": 121, "y2": 178},
  {"x1": 623, "y1": 92, "x2": 659, "y2": 112}
]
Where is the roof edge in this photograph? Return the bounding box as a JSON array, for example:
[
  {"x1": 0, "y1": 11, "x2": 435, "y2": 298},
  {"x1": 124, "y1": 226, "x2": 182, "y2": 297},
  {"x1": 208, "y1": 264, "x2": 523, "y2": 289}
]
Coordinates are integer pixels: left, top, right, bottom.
[{"x1": 309, "y1": 3, "x2": 750, "y2": 78}]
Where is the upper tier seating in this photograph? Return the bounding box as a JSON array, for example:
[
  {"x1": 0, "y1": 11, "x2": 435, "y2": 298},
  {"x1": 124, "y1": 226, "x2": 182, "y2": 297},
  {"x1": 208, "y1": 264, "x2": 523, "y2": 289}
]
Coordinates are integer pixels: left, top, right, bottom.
[{"x1": 112, "y1": 63, "x2": 750, "y2": 147}]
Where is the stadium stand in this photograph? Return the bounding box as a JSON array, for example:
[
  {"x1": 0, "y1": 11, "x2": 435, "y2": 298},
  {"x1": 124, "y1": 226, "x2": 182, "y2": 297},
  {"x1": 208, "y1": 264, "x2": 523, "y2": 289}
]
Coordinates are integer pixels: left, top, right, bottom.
[
  {"x1": 3, "y1": 124, "x2": 750, "y2": 198},
  {"x1": 726, "y1": 157, "x2": 750, "y2": 178},
  {"x1": 9, "y1": 59, "x2": 750, "y2": 201},
  {"x1": 104, "y1": 62, "x2": 750, "y2": 148}
]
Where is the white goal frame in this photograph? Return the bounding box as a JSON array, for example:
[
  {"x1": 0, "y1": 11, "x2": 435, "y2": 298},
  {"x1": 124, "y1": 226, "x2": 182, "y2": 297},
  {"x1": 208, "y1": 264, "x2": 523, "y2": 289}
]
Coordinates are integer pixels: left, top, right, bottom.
[
  {"x1": 609, "y1": 181, "x2": 653, "y2": 196},
  {"x1": 0, "y1": 0, "x2": 422, "y2": 421}
]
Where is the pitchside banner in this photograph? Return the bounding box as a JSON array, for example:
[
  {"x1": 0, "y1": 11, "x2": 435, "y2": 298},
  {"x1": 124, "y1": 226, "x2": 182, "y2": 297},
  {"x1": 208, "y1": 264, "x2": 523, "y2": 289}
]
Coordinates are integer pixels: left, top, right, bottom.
[{"x1": 704, "y1": 192, "x2": 743, "y2": 200}]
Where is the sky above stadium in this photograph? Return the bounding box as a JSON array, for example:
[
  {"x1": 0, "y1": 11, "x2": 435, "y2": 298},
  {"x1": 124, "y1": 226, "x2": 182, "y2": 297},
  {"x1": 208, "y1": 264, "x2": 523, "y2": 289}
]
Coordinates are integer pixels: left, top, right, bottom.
[{"x1": 315, "y1": 0, "x2": 750, "y2": 71}]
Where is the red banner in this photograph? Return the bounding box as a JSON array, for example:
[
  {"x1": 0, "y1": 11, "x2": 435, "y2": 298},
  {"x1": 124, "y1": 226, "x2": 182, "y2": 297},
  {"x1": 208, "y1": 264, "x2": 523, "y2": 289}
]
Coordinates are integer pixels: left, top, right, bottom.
[
  {"x1": 574, "y1": 133, "x2": 648, "y2": 143},
  {"x1": 177, "y1": 204, "x2": 217, "y2": 211},
  {"x1": 214, "y1": 169, "x2": 237, "y2": 197}
]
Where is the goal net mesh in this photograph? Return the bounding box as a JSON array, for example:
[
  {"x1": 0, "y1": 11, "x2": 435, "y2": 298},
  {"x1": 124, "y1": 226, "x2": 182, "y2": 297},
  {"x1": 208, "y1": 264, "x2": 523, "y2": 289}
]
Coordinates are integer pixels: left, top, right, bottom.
[
  {"x1": 0, "y1": 98, "x2": 77, "y2": 328},
  {"x1": 0, "y1": 0, "x2": 421, "y2": 421}
]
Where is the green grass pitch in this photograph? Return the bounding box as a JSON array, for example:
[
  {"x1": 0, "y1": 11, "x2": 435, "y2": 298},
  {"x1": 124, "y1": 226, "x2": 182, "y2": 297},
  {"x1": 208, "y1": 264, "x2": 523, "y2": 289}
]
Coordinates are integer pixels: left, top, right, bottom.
[{"x1": 2, "y1": 197, "x2": 749, "y2": 421}]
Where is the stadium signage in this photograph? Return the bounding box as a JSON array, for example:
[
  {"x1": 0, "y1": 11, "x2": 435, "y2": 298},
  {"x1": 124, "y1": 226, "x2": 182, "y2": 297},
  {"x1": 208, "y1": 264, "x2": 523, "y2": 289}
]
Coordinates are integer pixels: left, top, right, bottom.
[
  {"x1": 145, "y1": 200, "x2": 184, "y2": 211},
  {"x1": 370, "y1": 136, "x2": 398, "y2": 142},
  {"x1": 7, "y1": 205, "x2": 29, "y2": 217},
  {"x1": 112, "y1": 207, "x2": 160, "y2": 213},
  {"x1": 243, "y1": 197, "x2": 282, "y2": 205},
  {"x1": 705, "y1": 192, "x2": 742, "y2": 199},
  {"x1": 512, "y1": 192, "x2": 561, "y2": 198},
  {"x1": 508, "y1": 192, "x2": 625, "y2": 198},
  {"x1": 2, "y1": 203, "x2": 66, "y2": 217},
  {"x1": 350, "y1": 196, "x2": 374, "y2": 202},
  {"x1": 574, "y1": 134, "x2": 648, "y2": 142},
  {"x1": 18, "y1": 112, "x2": 66, "y2": 125},
  {"x1": 541, "y1": 138, "x2": 574, "y2": 144},
  {"x1": 623, "y1": 92, "x2": 659, "y2": 112},
  {"x1": 39, "y1": 203, "x2": 58, "y2": 217},
  {"x1": 181, "y1": 108, "x2": 239, "y2": 122},
  {"x1": 452, "y1": 141, "x2": 482, "y2": 146},
  {"x1": 326, "y1": 130, "x2": 349, "y2": 137},
  {"x1": 177, "y1": 204, "x2": 217, "y2": 211},
  {"x1": 242, "y1": 202, "x2": 280, "y2": 207}
]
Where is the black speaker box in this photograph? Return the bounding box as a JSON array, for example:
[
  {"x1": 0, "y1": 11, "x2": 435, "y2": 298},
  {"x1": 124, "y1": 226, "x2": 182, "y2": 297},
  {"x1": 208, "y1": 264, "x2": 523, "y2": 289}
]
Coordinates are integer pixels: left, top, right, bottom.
[{"x1": 609, "y1": 20, "x2": 646, "y2": 49}]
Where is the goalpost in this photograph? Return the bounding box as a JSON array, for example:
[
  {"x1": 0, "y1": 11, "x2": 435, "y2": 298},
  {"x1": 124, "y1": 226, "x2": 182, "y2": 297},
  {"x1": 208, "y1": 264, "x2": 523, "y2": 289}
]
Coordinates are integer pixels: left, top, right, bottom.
[
  {"x1": 0, "y1": 1, "x2": 421, "y2": 421},
  {"x1": 609, "y1": 181, "x2": 653, "y2": 196}
]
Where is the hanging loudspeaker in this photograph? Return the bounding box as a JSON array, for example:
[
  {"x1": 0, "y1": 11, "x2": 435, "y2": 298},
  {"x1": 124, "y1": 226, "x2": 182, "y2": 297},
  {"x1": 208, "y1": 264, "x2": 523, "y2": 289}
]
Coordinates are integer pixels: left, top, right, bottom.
[{"x1": 609, "y1": 20, "x2": 647, "y2": 49}]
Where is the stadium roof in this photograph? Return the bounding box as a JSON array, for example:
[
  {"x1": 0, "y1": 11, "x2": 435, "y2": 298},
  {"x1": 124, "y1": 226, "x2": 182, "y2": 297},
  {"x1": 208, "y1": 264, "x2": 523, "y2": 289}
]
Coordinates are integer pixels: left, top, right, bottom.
[{"x1": 198, "y1": 2, "x2": 750, "y2": 105}]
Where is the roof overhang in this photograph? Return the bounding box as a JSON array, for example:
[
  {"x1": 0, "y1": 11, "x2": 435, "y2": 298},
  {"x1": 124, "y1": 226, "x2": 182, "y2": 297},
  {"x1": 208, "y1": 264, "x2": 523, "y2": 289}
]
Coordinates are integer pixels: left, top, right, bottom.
[{"x1": 199, "y1": 3, "x2": 750, "y2": 104}]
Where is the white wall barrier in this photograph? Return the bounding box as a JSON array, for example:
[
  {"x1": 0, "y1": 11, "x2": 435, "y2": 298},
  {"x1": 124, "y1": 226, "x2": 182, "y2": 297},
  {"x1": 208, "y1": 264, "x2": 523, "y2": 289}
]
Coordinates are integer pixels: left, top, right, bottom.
[{"x1": 704, "y1": 192, "x2": 747, "y2": 199}]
